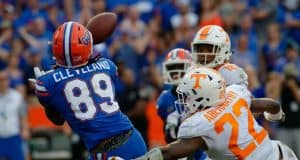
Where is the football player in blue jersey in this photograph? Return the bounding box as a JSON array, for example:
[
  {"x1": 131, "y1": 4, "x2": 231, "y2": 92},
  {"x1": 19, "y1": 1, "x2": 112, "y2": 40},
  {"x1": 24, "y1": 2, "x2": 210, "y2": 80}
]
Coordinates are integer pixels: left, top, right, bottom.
[
  {"x1": 156, "y1": 48, "x2": 207, "y2": 160},
  {"x1": 29, "y1": 22, "x2": 147, "y2": 160}
]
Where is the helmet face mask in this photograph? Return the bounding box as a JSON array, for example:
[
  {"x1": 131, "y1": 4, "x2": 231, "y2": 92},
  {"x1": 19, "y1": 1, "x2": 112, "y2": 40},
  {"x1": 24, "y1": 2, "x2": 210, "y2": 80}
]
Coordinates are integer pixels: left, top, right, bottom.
[
  {"x1": 175, "y1": 68, "x2": 226, "y2": 115},
  {"x1": 164, "y1": 62, "x2": 189, "y2": 84},
  {"x1": 191, "y1": 25, "x2": 231, "y2": 68},
  {"x1": 162, "y1": 48, "x2": 192, "y2": 85},
  {"x1": 191, "y1": 43, "x2": 220, "y2": 66}
]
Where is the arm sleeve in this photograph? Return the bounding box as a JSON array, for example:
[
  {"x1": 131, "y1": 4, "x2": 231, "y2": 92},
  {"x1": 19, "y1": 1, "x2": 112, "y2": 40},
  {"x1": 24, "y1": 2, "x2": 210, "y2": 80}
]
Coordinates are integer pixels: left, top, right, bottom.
[
  {"x1": 178, "y1": 113, "x2": 212, "y2": 139},
  {"x1": 156, "y1": 91, "x2": 175, "y2": 121},
  {"x1": 219, "y1": 64, "x2": 248, "y2": 87},
  {"x1": 35, "y1": 78, "x2": 65, "y2": 125}
]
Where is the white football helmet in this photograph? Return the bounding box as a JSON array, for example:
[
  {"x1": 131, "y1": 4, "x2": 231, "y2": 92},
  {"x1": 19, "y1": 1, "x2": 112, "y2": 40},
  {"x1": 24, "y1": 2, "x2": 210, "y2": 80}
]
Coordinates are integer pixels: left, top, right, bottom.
[
  {"x1": 191, "y1": 25, "x2": 232, "y2": 68},
  {"x1": 176, "y1": 67, "x2": 226, "y2": 115},
  {"x1": 162, "y1": 48, "x2": 192, "y2": 85}
]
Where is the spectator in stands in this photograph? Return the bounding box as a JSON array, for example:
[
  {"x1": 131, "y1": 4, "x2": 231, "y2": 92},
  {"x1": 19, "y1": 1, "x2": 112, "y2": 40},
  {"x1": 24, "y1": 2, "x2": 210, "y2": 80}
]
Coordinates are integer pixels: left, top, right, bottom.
[
  {"x1": 275, "y1": 42, "x2": 300, "y2": 76},
  {"x1": 0, "y1": 3, "x2": 15, "y2": 63},
  {"x1": 106, "y1": 0, "x2": 136, "y2": 16},
  {"x1": 0, "y1": 3, "x2": 16, "y2": 32},
  {"x1": 170, "y1": 0, "x2": 198, "y2": 29},
  {"x1": 73, "y1": 0, "x2": 92, "y2": 26},
  {"x1": 236, "y1": 14, "x2": 258, "y2": 55},
  {"x1": 10, "y1": 38, "x2": 28, "y2": 71},
  {"x1": 259, "y1": 23, "x2": 286, "y2": 82},
  {"x1": 18, "y1": 16, "x2": 52, "y2": 69},
  {"x1": 198, "y1": 0, "x2": 224, "y2": 27},
  {"x1": 277, "y1": 0, "x2": 300, "y2": 45},
  {"x1": 7, "y1": 53, "x2": 26, "y2": 97},
  {"x1": 219, "y1": 0, "x2": 237, "y2": 33},
  {"x1": 16, "y1": 0, "x2": 45, "y2": 27},
  {"x1": 110, "y1": 30, "x2": 141, "y2": 80},
  {"x1": 0, "y1": 65, "x2": 29, "y2": 160},
  {"x1": 277, "y1": 63, "x2": 300, "y2": 157},
  {"x1": 157, "y1": 0, "x2": 178, "y2": 31},
  {"x1": 119, "y1": 5, "x2": 146, "y2": 39},
  {"x1": 0, "y1": 27, "x2": 12, "y2": 62},
  {"x1": 112, "y1": 7, "x2": 149, "y2": 79},
  {"x1": 171, "y1": 0, "x2": 198, "y2": 50},
  {"x1": 231, "y1": 33, "x2": 257, "y2": 70},
  {"x1": 91, "y1": 0, "x2": 106, "y2": 15},
  {"x1": 249, "y1": 0, "x2": 277, "y2": 44},
  {"x1": 43, "y1": 0, "x2": 65, "y2": 33},
  {"x1": 116, "y1": 68, "x2": 149, "y2": 144}
]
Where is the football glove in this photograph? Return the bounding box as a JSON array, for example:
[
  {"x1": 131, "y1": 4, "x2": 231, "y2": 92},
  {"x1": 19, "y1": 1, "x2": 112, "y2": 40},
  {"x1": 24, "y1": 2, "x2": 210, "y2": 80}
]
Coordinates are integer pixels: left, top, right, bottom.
[
  {"x1": 165, "y1": 111, "x2": 180, "y2": 139},
  {"x1": 134, "y1": 148, "x2": 163, "y2": 160},
  {"x1": 263, "y1": 109, "x2": 286, "y2": 122}
]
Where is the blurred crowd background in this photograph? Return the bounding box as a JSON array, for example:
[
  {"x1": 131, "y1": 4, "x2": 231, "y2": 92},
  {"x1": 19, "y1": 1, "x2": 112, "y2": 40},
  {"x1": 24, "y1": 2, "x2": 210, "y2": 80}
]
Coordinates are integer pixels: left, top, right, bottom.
[{"x1": 0, "y1": 0, "x2": 300, "y2": 159}]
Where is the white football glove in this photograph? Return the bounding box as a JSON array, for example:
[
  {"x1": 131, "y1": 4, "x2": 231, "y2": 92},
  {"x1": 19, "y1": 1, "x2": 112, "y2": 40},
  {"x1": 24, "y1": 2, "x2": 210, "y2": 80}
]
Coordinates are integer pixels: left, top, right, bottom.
[
  {"x1": 263, "y1": 109, "x2": 286, "y2": 122},
  {"x1": 134, "y1": 148, "x2": 163, "y2": 160},
  {"x1": 165, "y1": 111, "x2": 180, "y2": 139}
]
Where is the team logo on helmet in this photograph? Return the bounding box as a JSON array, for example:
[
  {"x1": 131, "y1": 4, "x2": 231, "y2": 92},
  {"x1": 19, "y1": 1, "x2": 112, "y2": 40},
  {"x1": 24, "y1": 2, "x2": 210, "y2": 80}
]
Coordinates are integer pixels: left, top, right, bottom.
[{"x1": 80, "y1": 31, "x2": 91, "y2": 45}]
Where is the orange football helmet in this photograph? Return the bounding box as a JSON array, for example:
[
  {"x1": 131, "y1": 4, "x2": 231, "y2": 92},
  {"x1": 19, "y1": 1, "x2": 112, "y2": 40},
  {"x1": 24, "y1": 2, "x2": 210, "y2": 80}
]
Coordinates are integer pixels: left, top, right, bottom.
[
  {"x1": 162, "y1": 48, "x2": 192, "y2": 85},
  {"x1": 52, "y1": 21, "x2": 93, "y2": 68}
]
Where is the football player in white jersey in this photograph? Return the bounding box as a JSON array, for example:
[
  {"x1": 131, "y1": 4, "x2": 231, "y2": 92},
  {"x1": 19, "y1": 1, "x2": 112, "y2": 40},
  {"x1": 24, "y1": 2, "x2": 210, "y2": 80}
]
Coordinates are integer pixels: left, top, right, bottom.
[
  {"x1": 190, "y1": 25, "x2": 248, "y2": 87},
  {"x1": 165, "y1": 25, "x2": 285, "y2": 130},
  {"x1": 135, "y1": 67, "x2": 297, "y2": 160}
]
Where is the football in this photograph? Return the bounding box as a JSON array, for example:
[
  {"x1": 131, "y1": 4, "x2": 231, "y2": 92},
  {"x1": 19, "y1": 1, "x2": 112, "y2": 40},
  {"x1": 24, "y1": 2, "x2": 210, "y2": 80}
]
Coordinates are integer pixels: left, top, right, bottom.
[{"x1": 86, "y1": 12, "x2": 117, "y2": 44}]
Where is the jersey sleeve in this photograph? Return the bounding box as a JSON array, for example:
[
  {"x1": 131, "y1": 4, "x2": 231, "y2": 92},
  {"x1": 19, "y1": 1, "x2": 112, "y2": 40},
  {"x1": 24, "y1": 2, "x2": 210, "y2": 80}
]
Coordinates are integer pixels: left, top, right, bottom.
[
  {"x1": 35, "y1": 77, "x2": 52, "y2": 107},
  {"x1": 35, "y1": 75, "x2": 65, "y2": 125},
  {"x1": 156, "y1": 91, "x2": 176, "y2": 121},
  {"x1": 177, "y1": 113, "x2": 212, "y2": 139},
  {"x1": 218, "y1": 63, "x2": 248, "y2": 87}
]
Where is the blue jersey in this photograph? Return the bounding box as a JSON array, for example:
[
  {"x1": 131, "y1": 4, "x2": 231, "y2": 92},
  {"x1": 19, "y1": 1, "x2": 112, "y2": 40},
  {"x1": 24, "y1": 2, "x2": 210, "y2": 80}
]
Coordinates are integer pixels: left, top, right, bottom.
[
  {"x1": 35, "y1": 58, "x2": 133, "y2": 151},
  {"x1": 156, "y1": 88, "x2": 177, "y2": 121}
]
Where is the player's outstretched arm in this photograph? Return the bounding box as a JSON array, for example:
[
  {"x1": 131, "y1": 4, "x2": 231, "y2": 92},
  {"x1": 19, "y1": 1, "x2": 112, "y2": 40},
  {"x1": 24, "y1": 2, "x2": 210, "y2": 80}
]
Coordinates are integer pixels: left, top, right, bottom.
[
  {"x1": 40, "y1": 101, "x2": 65, "y2": 126},
  {"x1": 34, "y1": 93, "x2": 65, "y2": 126},
  {"x1": 28, "y1": 67, "x2": 64, "y2": 125},
  {"x1": 250, "y1": 98, "x2": 285, "y2": 122},
  {"x1": 135, "y1": 137, "x2": 206, "y2": 160}
]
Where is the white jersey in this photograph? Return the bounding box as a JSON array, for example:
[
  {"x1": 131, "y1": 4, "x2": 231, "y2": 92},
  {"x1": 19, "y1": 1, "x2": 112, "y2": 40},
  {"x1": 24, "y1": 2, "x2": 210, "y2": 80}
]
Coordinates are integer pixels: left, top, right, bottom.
[
  {"x1": 216, "y1": 63, "x2": 248, "y2": 87},
  {"x1": 0, "y1": 89, "x2": 25, "y2": 137},
  {"x1": 178, "y1": 85, "x2": 276, "y2": 160},
  {"x1": 189, "y1": 63, "x2": 248, "y2": 87}
]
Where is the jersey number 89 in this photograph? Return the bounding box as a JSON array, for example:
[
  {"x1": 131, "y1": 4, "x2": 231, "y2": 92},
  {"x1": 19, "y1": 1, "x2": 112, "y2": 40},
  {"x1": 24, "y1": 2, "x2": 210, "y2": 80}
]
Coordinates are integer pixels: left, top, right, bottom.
[{"x1": 64, "y1": 73, "x2": 119, "y2": 120}]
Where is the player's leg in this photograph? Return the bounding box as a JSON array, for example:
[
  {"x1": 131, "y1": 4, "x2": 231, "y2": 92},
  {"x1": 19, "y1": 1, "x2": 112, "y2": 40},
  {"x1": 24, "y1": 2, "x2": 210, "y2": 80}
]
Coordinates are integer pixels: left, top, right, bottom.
[{"x1": 106, "y1": 127, "x2": 147, "y2": 159}]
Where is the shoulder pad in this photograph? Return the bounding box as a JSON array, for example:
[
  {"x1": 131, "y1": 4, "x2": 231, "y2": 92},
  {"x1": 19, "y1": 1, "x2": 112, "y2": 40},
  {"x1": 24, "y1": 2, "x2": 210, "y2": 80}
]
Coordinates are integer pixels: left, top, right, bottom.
[
  {"x1": 218, "y1": 63, "x2": 248, "y2": 86},
  {"x1": 178, "y1": 112, "x2": 212, "y2": 138}
]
